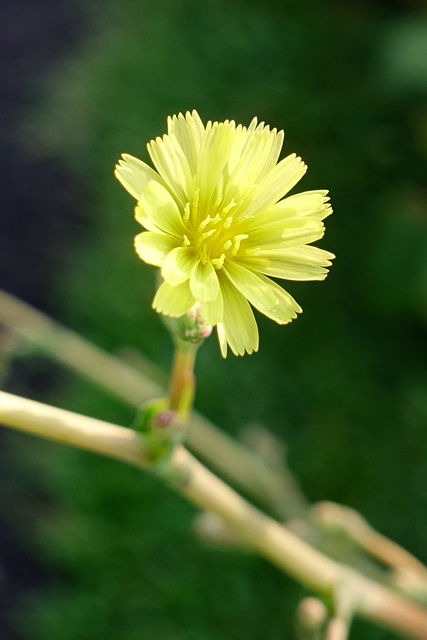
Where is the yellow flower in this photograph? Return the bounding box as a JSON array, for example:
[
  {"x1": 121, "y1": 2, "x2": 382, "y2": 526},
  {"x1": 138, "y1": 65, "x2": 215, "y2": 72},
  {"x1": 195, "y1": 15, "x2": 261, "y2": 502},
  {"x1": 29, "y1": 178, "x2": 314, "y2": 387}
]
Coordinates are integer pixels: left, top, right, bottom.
[{"x1": 115, "y1": 110, "x2": 334, "y2": 356}]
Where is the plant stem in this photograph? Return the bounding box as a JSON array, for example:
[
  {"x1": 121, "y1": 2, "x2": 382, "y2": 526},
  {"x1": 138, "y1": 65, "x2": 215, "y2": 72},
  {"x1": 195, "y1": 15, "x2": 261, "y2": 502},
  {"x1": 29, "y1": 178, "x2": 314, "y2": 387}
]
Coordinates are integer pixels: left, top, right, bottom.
[
  {"x1": 1, "y1": 390, "x2": 427, "y2": 640},
  {"x1": 168, "y1": 340, "x2": 197, "y2": 420},
  {"x1": 0, "y1": 289, "x2": 159, "y2": 406},
  {"x1": 326, "y1": 618, "x2": 350, "y2": 640},
  {"x1": 314, "y1": 501, "x2": 427, "y2": 580},
  {"x1": 0, "y1": 390, "x2": 148, "y2": 466}
]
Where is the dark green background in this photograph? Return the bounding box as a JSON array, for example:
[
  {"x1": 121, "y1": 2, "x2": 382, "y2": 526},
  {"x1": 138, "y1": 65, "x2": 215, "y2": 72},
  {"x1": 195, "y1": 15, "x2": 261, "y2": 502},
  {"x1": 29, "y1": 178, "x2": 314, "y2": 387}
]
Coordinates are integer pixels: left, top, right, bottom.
[{"x1": 2, "y1": 0, "x2": 427, "y2": 638}]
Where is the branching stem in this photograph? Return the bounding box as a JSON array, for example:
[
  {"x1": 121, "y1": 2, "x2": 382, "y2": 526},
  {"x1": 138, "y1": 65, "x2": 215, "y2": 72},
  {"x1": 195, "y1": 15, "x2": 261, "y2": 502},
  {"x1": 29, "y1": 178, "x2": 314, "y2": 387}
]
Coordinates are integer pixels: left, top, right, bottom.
[
  {"x1": 0, "y1": 288, "x2": 307, "y2": 518},
  {"x1": 1, "y1": 390, "x2": 427, "y2": 639}
]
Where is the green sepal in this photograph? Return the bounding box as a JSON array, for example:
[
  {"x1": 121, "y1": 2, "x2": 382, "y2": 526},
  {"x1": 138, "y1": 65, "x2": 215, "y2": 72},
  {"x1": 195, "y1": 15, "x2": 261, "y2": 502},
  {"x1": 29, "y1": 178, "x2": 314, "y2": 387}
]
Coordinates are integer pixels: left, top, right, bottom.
[
  {"x1": 132, "y1": 398, "x2": 169, "y2": 434},
  {"x1": 131, "y1": 398, "x2": 184, "y2": 464}
]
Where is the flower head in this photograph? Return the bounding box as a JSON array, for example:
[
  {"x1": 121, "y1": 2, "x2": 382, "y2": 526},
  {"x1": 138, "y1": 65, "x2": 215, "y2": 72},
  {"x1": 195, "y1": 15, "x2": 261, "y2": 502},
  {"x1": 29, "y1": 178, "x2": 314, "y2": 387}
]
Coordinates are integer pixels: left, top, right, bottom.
[{"x1": 115, "y1": 110, "x2": 334, "y2": 356}]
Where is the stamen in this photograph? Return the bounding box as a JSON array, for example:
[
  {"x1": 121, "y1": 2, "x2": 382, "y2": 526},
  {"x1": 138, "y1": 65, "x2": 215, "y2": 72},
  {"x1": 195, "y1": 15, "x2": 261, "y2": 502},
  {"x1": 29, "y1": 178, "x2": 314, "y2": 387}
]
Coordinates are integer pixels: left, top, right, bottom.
[
  {"x1": 191, "y1": 189, "x2": 200, "y2": 216},
  {"x1": 183, "y1": 202, "x2": 190, "y2": 221},
  {"x1": 213, "y1": 192, "x2": 223, "y2": 209},
  {"x1": 200, "y1": 215, "x2": 213, "y2": 230},
  {"x1": 211, "y1": 253, "x2": 226, "y2": 269},
  {"x1": 183, "y1": 234, "x2": 191, "y2": 247},
  {"x1": 201, "y1": 229, "x2": 216, "y2": 240},
  {"x1": 231, "y1": 233, "x2": 249, "y2": 255},
  {"x1": 222, "y1": 199, "x2": 236, "y2": 215}
]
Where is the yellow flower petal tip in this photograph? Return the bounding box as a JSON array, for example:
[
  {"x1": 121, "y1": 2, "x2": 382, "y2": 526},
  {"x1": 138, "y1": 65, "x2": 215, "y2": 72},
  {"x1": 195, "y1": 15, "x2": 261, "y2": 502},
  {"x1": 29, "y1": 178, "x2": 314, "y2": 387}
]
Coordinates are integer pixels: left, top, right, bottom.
[{"x1": 116, "y1": 111, "x2": 334, "y2": 357}]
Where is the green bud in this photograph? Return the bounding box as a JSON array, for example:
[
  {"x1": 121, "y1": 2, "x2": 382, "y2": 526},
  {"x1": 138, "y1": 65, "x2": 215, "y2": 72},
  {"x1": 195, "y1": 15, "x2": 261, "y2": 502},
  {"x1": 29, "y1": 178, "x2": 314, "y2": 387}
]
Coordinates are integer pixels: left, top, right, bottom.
[
  {"x1": 163, "y1": 303, "x2": 213, "y2": 345},
  {"x1": 132, "y1": 399, "x2": 184, "y2": 463}
]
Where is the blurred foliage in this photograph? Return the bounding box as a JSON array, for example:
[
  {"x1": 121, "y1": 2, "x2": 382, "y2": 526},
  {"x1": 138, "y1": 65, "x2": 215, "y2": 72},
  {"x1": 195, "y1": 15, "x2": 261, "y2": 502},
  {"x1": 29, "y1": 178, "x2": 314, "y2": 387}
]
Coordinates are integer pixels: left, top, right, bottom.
[{"x1": 3, "y1": 0, "x2": 427, "y2": 638}]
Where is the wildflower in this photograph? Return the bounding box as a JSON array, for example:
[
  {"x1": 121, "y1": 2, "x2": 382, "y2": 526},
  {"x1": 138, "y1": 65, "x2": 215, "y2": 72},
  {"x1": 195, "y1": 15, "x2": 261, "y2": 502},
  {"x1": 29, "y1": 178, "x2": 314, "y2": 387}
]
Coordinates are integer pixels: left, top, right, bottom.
[{"x1": 115, "y1": 111, "x2": 334, "y2": 356}]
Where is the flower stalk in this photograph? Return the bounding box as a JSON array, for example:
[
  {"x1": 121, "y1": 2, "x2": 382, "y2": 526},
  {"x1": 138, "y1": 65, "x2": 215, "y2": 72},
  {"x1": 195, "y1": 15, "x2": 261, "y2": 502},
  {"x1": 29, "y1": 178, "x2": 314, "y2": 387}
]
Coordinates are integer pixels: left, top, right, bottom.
[{"x1": 168, "y1": 339, "x2": 197, "y2": 420}]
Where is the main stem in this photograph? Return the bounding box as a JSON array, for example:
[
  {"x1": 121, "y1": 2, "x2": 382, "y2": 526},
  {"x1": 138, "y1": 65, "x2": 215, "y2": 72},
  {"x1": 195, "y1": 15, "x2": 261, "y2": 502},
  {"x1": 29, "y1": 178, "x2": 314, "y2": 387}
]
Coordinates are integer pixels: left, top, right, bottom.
[{"x1": 1, "y1": 390, "x2": 427, "y2": 640}]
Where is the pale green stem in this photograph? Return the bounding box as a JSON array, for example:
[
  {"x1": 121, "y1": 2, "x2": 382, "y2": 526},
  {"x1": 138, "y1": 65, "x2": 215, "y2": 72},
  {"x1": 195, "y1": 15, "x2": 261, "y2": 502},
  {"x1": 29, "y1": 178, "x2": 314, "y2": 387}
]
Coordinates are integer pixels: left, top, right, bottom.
[
  {"x1": 325, "y1": 580, "x2": 358, "y2": 640},
  {"x1": 0, "y1": 390, "x2": 149, "y2": 465},
  {"x1": 0, "y1": 289, "x2": 159, "y2": 405},
  {"x1": 313, "y1": 501, "x2": 427, "y2": 581},
  {"x1": 168, "y1": 340, "x2": 197, "y2": 420},
  {"x1": 1, "y1": 390, "x2": 427, "y2": 640},
  {"x1": 325, "y1": 618, "x2": 351, "y2": 640}
]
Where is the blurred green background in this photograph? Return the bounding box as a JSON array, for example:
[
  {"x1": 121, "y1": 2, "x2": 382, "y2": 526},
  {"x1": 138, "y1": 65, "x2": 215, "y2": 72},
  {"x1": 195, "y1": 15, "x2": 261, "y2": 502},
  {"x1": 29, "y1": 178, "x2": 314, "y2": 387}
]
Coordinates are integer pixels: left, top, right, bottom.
[{"x1": 1, "y1": 0, "x2": 427, "y2": 638}]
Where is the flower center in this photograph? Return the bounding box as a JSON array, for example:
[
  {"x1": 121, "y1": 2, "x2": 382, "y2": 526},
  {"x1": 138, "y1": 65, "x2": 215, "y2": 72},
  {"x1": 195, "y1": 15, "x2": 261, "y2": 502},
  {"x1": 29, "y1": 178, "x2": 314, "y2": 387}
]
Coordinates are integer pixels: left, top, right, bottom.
[{"x1": 182, "y1": 194, "x2": 248, "y2": 269}]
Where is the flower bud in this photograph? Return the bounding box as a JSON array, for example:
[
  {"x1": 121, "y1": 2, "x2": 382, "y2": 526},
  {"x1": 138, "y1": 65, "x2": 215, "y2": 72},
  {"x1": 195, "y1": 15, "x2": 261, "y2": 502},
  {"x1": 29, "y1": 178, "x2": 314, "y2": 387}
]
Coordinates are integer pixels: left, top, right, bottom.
[
  {"x1": 295, "y1": 597, "x2": 328, "y2": 638},
  {"x1": 132, "y1": 399, "x2": 184, "y2": 462},
  {"x1": 164, "y1": 303, "x2": 213, "y2": 345}
]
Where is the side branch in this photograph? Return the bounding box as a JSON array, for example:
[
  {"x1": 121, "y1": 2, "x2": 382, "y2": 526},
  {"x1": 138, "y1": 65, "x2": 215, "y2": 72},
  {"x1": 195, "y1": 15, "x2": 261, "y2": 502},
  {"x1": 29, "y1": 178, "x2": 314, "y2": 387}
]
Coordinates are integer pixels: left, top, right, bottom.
[
  {"x1": 0, "y1": 389, "x2": 149, "y2": 466},
  {"x1": 1, "y1": 390, "x2": 427, "y2": 639}
]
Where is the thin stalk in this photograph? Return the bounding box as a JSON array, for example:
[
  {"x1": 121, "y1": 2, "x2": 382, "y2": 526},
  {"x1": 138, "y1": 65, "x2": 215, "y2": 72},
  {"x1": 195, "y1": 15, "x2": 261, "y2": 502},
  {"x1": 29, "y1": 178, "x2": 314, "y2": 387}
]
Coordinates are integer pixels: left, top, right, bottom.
[
  {"x1": 325, "y1": 618, "x2": 351, "y2": 640},
  {"x1": 168, "y1": 340, "x2": 197, "y2": 420},
  {"x1": 316, "y1": 502, "x2": 427, "y2": 578}
]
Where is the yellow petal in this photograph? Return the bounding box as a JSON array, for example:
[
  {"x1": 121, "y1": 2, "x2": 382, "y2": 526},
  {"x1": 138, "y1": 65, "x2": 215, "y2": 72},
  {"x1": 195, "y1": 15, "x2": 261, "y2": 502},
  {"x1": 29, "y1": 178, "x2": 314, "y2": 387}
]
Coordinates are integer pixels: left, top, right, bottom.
[
  {"x1": 223, "y1": 261, "x2": 278, "y2": 311},
  {"x1": 147, "y1": 134, "x2": 193, "y2": 204},
  {"x1": 134, "y1": 232, "x2": 178, "y2": 266},
  {"x1": 245, "y1": 192, "x2": 331, "y2": 233},
  {"x1": 216, "y1": 322, "x2": 228, "y2": 358},
  {"x1": 200, "y1": 288, "x2": 224, "y2": 326},
  {"x1": 134, "y1": 202, "x2": 162, "y2": 233},
  {"x1": 190, "y1": 260, "x2": 220, "y2": 302},
  {"x1": 243, "y1": 218, "x2": 325, "y2": 251},
  {"x1": 197, "y1": 122, "x2": 235, "y2": 214},
  {"x1": 217, "y1": 272, "x2": 259, "y2": 356},
  {"x1": 223, "y1": 127, "x2": 284, "y2": 203},
  {"x1": 258, "y1": 128, "x2": 284, "y2": 179},
  {"x1": 138, "y1": 181, "x2": 185, "y2": 237},
  {"x1": 161, "y1": 247, "x2": 195, "y2": 285},
  {"x1": 281, "y1": 190, "x2": 332, "y2": 220},
  {"x1": 167, "y1": 111, "x2": 205, "y2": 174},
  {"x1": 250, "y1": 274, "x2": 302, "y2": 324},
  {"x1": 152, "y1": 280, "x2": 195, "y2": 317},
  {"x1": 238, "y1": 153, "x2": 307, "y2": 217},
  {"x1": 286, "y1": 245, "x2": 335, "y2": 264},
  {"x1": 115, "y1": 154, "x2": 164, "y2": 200},
  {"x1": 245, "y1": 245, "x2": 335, "y2": 281}
]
